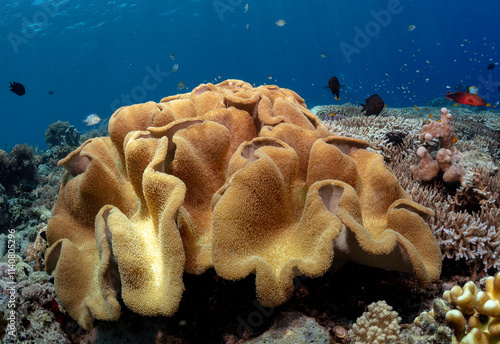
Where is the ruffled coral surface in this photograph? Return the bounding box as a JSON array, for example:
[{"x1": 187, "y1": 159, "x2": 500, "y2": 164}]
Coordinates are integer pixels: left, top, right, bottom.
[{"x1": 44, "y1": 80, "x2": 442, "y2": 330}]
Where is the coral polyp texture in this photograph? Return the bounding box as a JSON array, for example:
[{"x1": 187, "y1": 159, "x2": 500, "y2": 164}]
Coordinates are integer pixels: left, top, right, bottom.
[
  {"x1": 45, "y1": 79, "x2": 442, "y2": 329},
  {"x1": 348, "y1": 300, "x2": 403, "y2": 344}
]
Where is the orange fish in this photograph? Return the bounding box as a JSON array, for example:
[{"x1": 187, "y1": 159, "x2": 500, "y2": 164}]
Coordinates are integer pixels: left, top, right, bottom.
[{"x1": 446, "y1": 91, "x2": 486, "y2": 106}]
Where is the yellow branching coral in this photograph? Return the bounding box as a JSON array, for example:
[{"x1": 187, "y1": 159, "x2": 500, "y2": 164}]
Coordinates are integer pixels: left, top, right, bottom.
[
  {"x1": 443, "y1": 272, "x2": 500, "y2": 343},
  {"x1": 45, "y1": 80, "x2": 442, "y2": 329}
]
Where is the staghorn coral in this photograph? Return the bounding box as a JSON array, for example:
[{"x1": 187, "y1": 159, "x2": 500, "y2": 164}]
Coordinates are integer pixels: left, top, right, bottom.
[
  {"x1": 45, "y1": 80, "x2": 441, "y2": 329},
  {"x1": 348, "y1": 300, "x2": 403, "y2": 344}
]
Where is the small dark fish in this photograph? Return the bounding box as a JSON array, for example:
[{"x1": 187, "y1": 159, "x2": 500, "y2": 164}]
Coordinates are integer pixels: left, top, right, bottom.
[
  {"x1": 360, "y1": 94, "x2": 385, "y2": 116},
  {"x1": 48, "y1": 90, "x2": 54, "y2": 95},
  {"x1": 487, "y1": 63, "x2": 495, "y2": 70},
  {"x1": 9, "y1": 81, "x2": 25, "y2": 96},
  {"x1": 323, "y1": 76, "x2": 341, "y2": 100},
  {"x1": 446, "y1": 91, "x2": 486, "y2": 106}
]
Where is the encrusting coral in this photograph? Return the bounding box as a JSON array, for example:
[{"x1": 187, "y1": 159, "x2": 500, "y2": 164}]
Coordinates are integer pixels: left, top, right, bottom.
[{"x1": 45, "y1": 79, "x2": 442, "y2": 329}]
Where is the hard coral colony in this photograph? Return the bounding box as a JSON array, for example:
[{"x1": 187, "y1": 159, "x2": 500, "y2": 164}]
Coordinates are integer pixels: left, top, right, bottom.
[{"x1": 44, "y1": 80, "x2": 442, "y2": 330}]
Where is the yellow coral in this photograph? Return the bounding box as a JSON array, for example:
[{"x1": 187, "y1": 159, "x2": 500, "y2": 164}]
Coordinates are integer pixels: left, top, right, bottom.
[
  {"x1": 444, "y1": 272, "x2": 500, "y2": 343},
  {"x1": 45, "y1": 80, "x2": 442, "y2": 329},
  {"x1": 212, "y1": 138, "x2": 341, "y2": 306}
]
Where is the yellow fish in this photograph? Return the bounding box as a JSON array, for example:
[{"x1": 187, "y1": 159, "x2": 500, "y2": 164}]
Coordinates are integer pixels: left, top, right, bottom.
[
  {"x1": 177, "y1": 81, "x2": 185, "y2": 90},
  {"x1": 408, "y1": 25, "x2": 416, "y2": 31}
]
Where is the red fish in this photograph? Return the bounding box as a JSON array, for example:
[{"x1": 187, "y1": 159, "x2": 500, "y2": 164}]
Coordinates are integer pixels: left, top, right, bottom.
[{"x1": 446, "y1": 91, "x2": 486, "y2": 106}]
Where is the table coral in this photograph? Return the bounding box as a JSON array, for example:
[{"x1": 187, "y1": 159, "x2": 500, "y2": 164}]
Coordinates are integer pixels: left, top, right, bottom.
[{"x1": 45, "y1": 80, "x2": 442, "y2": 329}]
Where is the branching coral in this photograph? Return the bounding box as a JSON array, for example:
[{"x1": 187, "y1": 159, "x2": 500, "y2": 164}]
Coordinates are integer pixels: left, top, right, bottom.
[{"x1": 45, "y1": 80, "x2": 441, "y2": 329}]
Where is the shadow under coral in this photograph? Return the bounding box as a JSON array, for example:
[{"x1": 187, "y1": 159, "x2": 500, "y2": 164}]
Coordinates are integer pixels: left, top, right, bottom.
[{"x1": 66, "y1": 261, "x2": 468, "y2": 344}]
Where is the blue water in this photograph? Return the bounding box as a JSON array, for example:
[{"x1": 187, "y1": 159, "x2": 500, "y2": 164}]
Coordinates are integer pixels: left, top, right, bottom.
[{"x1": 1, "y1": 0, "x2": 499, "y2": 149}]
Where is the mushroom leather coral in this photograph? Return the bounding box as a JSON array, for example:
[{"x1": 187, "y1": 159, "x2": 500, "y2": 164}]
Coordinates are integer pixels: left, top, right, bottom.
[
  {"x1": 212, "y1": 135, "x2": 441, "y2": 307},
  {"x1": 45, "y1": 137, "x2": 138, "y2": 330},
  {"x1": 45, "y1": 80, "x2": 442, "y2": 329},
  {"x1": 95, "y1": 132, "x2": 186, "y2": 318}
]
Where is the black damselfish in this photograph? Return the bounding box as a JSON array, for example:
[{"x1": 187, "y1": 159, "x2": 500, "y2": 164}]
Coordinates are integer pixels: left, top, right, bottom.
[
  {"x1": 326, "y1": 76, "x2": 341, "y2": 100},
  {"x1": 360, "y1": 94, "x2": 385, "y2": 116},
  {"x1": 9, "y1": 81, "x2": 25, "y2": 96}
]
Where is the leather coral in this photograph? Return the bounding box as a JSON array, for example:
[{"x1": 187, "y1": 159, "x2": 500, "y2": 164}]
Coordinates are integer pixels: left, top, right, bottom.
[
  {"x1": 45, "y1": 80, "x2": 442, "y2": 329},
  {"x1": 212, "y1": 134, "x2": 442, "y2": 307}
]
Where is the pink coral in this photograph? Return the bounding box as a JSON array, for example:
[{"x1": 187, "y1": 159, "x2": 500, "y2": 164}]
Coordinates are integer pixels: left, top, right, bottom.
[{"x1": 411, "y1": 108, "x2": 465, "y2": 183}]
